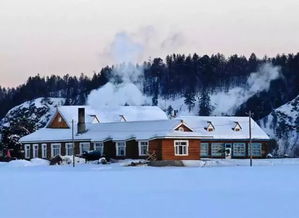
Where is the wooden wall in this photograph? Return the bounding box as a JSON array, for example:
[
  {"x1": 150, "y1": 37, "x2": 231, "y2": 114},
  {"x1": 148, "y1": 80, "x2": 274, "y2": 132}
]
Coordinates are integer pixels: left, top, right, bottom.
[
  {"x1": 47, "y1": 112, "x2": 69, "y2": 129},
  {"x1": 149, "y1": 139, "x2": 162, "y2": 160},
  {"x1": 103, "y1": 140, "x2": 143, "y2": 159},
  {"x1": 161, "y1": 139, "x2": 200, "y2": 160},
  {"x1": 22, "y1": 139, "x2": 269, "y2": 160}
]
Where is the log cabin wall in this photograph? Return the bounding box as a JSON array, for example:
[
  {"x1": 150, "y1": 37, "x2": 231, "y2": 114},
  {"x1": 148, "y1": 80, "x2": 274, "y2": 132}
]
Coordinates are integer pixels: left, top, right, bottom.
[
  {"x1": 149, "y1": 139, "x2": 162, "y2": 160},
  {"x1": 161, "y1": 139, "x2": 200, "y2": 160},
  {"x1": 126, "y1": 140, "x2": 140, "y2": 159},
  {"x1": 104, "y1": 140, "x2": 116, "y2": 159},
  {"x1": 47, "y1": 112, "x2": 69, "y2": 128}
]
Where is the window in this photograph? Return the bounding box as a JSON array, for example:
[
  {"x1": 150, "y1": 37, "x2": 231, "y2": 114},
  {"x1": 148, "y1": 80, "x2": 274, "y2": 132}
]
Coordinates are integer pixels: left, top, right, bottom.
[
  {"x1": 33, "y1": 144, "x2": 39, "y2": 158},
  {"x1": 211, "y1": 143, "x2": 224, "y2": 157},
  {"x1": 65, "y1": 143, "x2": 73, "y2": 156},
  {"x1": 24, "y1": 144, "x2": 30, "y2": 159},
  {"x1": 233, "y1": 143, "x2": 246, "y2": 157},
  {"x1": 58, "y1": 116, "x2": 62, "y2": 122},
  {"x1": 233, "y1": 122, "x2": 242, "y2": 131},
  {"x1": 51, "y1": 143, "x2": 61, "y2": 157},
  {"x1": 116, "y1": 141, "x2": 126, "y2": 156},
  {"x1": 200, "y1": 143, "x2": 209, "y2": 157},
  {"x1": 248, "y1": 143, "x2": 262, "y2": 157},
  {"x1": 178, "y1": 127, "x2": 184, "y2": 132},
  {"x1": 42, "y1": 144, "x2": 47, "y2": 158},
  {"x1": 138, "y1": 141, "x2": 149, "y2": 156},
  {"x1": 206, "y1": 122, "x2": 215, "y2": 132},
  {"x1": 80, "y1": 142, "x2": 90, "y2": 154},
  {"x1": 94, "y1": 142, "x2": 104, "y2": 155},
  {"x1": 174, "y1": 140, "x2": 189, "y2": 156}
]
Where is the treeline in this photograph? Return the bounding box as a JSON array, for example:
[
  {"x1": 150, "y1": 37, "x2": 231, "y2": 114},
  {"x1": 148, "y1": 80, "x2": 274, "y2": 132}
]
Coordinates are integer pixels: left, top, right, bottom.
[
  {"x1": 0, "y1": 67, "x2": 110, "y2": 118},
  {"x1": 143, "y1": 53, "x2": 299, "y2": 119},
  {"x1": 0, "y1": 52, "x2": 299, "y2": 120}
]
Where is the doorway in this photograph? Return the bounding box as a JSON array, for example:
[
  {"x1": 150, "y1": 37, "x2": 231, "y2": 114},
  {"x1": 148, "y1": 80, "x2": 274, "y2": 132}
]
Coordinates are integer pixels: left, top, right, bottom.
[{"x1": 225, "y1": 143, "x2": 232, "y2": 159}]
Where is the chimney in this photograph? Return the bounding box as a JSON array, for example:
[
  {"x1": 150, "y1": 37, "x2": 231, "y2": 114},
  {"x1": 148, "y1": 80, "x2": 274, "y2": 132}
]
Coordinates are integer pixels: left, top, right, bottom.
[{"x1": 77, "y1": 107, "x2": 86, "y2": 134}]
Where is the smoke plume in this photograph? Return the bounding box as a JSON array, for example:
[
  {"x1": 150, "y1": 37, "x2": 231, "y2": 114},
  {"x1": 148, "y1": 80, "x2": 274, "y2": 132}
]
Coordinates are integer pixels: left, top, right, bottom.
[
  {"x1": 210, "y1": 63, "x2": 281, "y2": 115},
  {"x1": 88, "y1": 27, "x2": 186, "y2": 109}
]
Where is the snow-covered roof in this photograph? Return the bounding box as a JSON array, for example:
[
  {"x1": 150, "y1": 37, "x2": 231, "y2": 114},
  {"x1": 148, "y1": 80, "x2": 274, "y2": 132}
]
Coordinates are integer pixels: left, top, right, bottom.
[
  {"x1": 93, "y1": 106, "x2": 168, "y2": 122},
  {"x1": 20, "y1": 119, "x2": 202, "y2": 142},
  {"x1": 177, "y1": 116, "x2": 270, "y2": 140},
  {"x1": 20, "y1": 116, "x2": 269, "y2": 143},
  {"x1": 48, "y1": 106, "x2": 101, "y2": 128},
  {"x1": 47, "y1": 105, "x2": 168, "y2": 128}
]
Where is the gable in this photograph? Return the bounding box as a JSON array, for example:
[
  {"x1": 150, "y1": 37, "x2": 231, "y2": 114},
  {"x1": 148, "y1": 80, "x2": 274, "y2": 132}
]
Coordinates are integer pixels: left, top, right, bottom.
[
  {"x1": 232, "y1": 122, "x2": 242, "y2": 131},
  {"x1": 174, "y1": 123, "x2": 193, "y2": 132},
  {"x1": 47, "y1": 112, "x2": 69, "y2": 129},
  {"x1": 205, "y1": 122, "x2": 215, "y2": 132}
]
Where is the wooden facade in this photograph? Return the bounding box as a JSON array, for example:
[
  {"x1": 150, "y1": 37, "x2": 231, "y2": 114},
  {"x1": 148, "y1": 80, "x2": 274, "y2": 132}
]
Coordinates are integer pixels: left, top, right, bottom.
[
  {"x1": 22, "y1": 138, "x2": 268, "y2": 160},
  {"x1": 48, "y1": 112, "x2": 69, "y2": 128}
]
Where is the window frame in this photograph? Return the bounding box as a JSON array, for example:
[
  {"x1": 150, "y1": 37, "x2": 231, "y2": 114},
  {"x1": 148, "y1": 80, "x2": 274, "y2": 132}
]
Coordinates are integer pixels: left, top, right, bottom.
[
  {"x1": 94, "y1": 142, "x2": 104, "y2": 155},
  {"x1": 41, "y1": 144, "x2": 47, "y2": 158},
  {"x1": 51, "y1": 143, "x2": 61, "y2": 157},
  {"x1": 233, "y1": 143, "x2": 246, "y2": 157},
  {"x1": 200, "y1": 142, "x2": 209, "y2": 157},
  {"x1": 24, "y1": 144, "x2": 31, "y2": 159},
  {"x1": 211, "y1": 143, "x2": 225, "y2": 157},
  {"x1": 116, "y1": 141, "x2": 126, "y2": 156},
  {"x1": 248, "y1": 143, "x2": 262, "y2": 157},
  {"x1": 138, "y1": 141, "x2": 149, "y2": 156},
  {"x1": 174, "y1": 140, "x2": 189, "y2": 156},
  {"x1": 79, "y1": 142, "x2": 91, "y2": 155},
  {"x1": 65, "y1": 143, "x2": 74, "y2": 156},
  {"x1": 32, "y1": 144, "x2": 39, "y2": 158}
]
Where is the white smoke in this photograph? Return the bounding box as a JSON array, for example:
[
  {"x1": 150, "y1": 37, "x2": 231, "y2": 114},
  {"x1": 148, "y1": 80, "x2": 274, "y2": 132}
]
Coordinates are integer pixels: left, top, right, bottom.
[
  {"x1": 210, "y1": 63, "x2": 281, "y2": 115},
  {"x1": 107, "y1": 32, "x2": 144, "y2": 64},
  {"x1": 88, "y1": 30, "x2": 149, "y2": 108},
  {"x1": 88, "y1": 82, "x2": 150, "y2": 107},
  {"x1": 88, "y1": 27, "x2": 186, "y2": 109}
]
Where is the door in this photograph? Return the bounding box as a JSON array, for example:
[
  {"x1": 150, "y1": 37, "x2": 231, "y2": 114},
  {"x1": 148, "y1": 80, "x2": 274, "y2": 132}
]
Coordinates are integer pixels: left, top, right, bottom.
[{"x1": 225, "y1": 143, "x2": 232, "y2": 159}]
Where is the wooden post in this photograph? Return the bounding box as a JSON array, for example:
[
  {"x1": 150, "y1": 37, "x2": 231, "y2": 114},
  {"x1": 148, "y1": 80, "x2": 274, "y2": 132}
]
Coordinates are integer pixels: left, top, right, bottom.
[
  {"x1": 249, "y1": 111, "x2": 253, "y2": 167},
  {"x1": 72, "y1": 120, "x2": 75, "y2": 167}
]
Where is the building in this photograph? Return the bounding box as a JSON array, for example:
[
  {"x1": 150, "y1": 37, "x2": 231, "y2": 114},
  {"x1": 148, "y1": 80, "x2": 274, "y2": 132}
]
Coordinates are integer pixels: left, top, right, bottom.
[{"x1": 19, "y1": 107, "x2": 270, "y2": 160}]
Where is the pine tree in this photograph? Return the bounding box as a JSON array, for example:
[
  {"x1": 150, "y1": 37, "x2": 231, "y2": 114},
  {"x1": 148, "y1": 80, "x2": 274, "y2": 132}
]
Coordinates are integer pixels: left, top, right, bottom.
[
  {"x1": 184, "y1": 92, "x2": 196, "y2": 112},
  {"x1": 198, "y1": 90, "x2": 213, "y2": 116}
]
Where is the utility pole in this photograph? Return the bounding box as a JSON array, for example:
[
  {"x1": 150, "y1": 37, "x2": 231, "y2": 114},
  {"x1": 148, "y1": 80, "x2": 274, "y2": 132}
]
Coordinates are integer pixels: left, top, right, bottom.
[
  {"x1": 249, "y1": 111, "x2": 253, "y2": 167},
  {"x1": 72, "y1": 120, "x2": 75, "y2": 167}
]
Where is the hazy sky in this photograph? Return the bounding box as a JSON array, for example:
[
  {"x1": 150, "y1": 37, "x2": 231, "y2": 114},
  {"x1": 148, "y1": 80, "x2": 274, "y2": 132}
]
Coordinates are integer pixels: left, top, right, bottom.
[{"x1": 1, "y1": 0, "x2": 298, "y2": 87}]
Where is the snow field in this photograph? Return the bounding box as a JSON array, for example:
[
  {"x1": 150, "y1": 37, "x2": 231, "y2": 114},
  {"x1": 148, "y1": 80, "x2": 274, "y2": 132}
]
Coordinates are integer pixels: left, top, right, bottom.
[{"x1": 0, "y1": 159, "x2": 299, "y2": 218}]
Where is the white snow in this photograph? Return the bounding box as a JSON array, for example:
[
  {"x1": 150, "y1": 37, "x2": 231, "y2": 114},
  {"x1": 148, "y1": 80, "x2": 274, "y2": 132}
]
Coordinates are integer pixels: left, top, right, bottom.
[
  {"x1": 259, "y1": 94, "x2": 299, "y2": 156},
  {"x1": 0, "y1": 97, "x2": 65, "y2": 128},
  {"x1": 179, "y1": 116, "x2": 270, "y2": 139},
  {"x1": 7, "y1": 158, "x2": 49, "y2": 167},
  {"x1": 52, "y1": 105, "x2": 168, "y2": 127},
  {"x1": 0, "y1": 159, "x2": 299, "y2": 218},
  {"x1": 20, "y1": 116, "x2": 269, "y2": 143}
]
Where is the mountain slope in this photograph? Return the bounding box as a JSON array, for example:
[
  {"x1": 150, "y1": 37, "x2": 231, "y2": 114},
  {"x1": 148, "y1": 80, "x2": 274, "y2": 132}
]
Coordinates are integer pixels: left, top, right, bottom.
[
  {"x1": 259, "y1": 95, "x2": 299, "y2": 156},
  {"x1": 0, "y1": 97, "x2": 65, "y2": 130}
]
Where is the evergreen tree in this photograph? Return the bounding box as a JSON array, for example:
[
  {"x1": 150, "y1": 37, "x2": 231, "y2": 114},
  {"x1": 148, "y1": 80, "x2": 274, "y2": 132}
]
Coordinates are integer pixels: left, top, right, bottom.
[
  {"x1": 198, "y1": 90, "x2": 213, "y2": 116},
  {"x1": 184, "y1": 92, "x2": 196, "y2": 112}
]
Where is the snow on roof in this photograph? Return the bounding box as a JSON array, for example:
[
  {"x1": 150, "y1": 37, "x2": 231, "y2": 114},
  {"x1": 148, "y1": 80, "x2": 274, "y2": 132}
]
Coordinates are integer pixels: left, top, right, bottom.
[
  {"x1": 52, "y1": 106, "x2": 101, "y2": 127},
  {"x1": 177, "y1": 116, "x2": 270, "y2": 140},
  {"x1": 94, "y1": 106, "x2": 168, "y2": 122},
  {"x1": 48, "y1": 105, "x2": 168, "y2": 127},
  {"x1": 20, "y1": 119, "x2": 201, "y2": 142},
  {"x1": 20, "y1": 116, "x2": 269, "y2": 143}
]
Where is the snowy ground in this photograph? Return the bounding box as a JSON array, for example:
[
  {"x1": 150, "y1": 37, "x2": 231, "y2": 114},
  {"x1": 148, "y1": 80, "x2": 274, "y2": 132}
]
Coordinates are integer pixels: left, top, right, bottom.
[{"x1": 1, "y1": 159, "x2": 299, "y2": 218}]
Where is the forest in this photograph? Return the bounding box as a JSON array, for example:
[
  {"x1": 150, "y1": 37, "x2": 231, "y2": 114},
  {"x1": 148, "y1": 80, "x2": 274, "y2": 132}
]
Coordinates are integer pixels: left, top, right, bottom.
[{"x1": 0, "y1": 52, "x2": 298, "y2": 120}]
